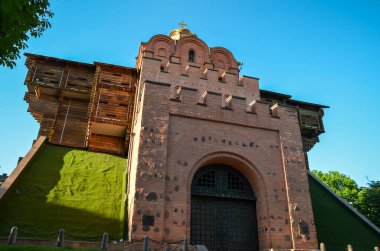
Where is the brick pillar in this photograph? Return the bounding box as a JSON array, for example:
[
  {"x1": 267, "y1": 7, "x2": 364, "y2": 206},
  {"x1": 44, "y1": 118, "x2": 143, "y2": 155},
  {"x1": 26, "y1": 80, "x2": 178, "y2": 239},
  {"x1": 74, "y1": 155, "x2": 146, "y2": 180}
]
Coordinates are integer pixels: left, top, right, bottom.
[{"x1": 279, "y1": 106, "x2": 318, "y2": 250}]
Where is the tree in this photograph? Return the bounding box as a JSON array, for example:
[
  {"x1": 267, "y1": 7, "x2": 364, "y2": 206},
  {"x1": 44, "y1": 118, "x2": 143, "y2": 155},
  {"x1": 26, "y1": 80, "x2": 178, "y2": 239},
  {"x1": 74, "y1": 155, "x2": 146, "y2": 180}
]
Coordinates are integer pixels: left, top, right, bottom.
[
  {"x1": 311, "y1": 170, "x2": 361, "y2": 208},
  {"x1": 358, "y1": 181, "x2": 380, "y2": 227},
  {"x1": 0, "y1": 165, "x2": 7, "y2": 186},
  {"x1": 0, "y1": 0, "x2": 53, "y2": 68}
]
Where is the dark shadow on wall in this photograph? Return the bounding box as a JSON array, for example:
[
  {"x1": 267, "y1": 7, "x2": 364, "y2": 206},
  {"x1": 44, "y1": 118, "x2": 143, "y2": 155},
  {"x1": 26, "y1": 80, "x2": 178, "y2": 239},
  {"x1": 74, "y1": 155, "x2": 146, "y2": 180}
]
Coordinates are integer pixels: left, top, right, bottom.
[{"x1": 0, "y1": 143, "x2": 126, "y2": 241}]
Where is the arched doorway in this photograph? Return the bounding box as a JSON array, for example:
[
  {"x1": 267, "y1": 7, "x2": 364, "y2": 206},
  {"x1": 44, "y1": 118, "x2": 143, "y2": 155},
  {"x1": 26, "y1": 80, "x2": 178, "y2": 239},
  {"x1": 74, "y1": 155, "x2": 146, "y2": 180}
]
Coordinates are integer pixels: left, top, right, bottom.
[{"x1": 190, "y1": 164, "x2": 259, "y2": 251}]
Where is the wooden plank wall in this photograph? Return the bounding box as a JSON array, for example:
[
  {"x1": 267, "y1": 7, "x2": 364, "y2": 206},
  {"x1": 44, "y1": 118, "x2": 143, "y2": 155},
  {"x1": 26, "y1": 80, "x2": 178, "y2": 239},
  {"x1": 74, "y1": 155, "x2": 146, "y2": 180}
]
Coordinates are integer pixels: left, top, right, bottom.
[
  {"x1": 65, "y1": 68, "x2": 94, "y2": 93},
  {"x1": 88, "y1": 66, "x2": 136, "y2": 155},
  {"x1": 24, "y1": 93, "x2": 60, "y2": 138},
  {"x1": 299, "y1": 109, "x2": 321, "y2": 130},
  {"x1": 33, "y1": 63, "x2": 64, "y2": 88},
  {"x1": 99, "y1": 71, "x2": 132, "y2": 88},
  {"x1": 95, "y1": 88, "x2": 130, "y2": 123},
  {"x1": 88, "y1": 134, "x2": 125, "y2": 155},
  {"x1": 24, "y1": 94, "x2": 57, "y2": 123},
  {"x1": 51, "y1": 98, "x2": 89, "y2": 148}
]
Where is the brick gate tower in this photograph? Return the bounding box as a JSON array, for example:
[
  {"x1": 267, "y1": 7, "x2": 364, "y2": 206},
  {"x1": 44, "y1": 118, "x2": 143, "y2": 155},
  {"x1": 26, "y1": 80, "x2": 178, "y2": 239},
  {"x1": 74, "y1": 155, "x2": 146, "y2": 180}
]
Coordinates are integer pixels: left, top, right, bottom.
[{"x1": 127, "y1": 25, "x2": 327, "y2": 250}]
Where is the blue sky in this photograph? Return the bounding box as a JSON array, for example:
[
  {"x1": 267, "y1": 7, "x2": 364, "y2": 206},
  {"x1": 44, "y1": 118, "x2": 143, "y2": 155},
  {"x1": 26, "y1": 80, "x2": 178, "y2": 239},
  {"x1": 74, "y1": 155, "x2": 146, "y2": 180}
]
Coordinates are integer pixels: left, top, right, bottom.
[{"x1": 0, "y1": 0, "x2": 379, "y2": 186}]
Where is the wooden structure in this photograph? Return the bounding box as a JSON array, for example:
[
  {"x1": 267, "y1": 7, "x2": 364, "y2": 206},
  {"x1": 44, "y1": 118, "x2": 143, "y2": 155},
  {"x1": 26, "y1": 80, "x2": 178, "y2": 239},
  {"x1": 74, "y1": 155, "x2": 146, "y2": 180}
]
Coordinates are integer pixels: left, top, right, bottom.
[
  {"x1": 24, "y1": 53, "x2": 136, "y2": 155},
  {"x1": 260, "y1": 90, "x2": 328, "y2": 152}
]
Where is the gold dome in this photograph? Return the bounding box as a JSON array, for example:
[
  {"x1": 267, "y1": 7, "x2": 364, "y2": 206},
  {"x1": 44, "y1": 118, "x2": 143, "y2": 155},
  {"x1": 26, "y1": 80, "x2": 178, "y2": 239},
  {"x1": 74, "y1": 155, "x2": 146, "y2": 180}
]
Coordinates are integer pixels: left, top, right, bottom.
[{"x1": 169, "y1": 22, "x2": 194, "y2": 41}]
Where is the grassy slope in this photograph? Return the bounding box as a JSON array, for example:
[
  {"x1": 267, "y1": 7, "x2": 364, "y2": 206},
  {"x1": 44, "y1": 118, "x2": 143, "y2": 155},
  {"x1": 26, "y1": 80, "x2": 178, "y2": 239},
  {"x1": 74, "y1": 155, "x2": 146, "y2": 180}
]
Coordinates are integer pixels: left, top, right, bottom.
[
  {"x1": 309, "y1": 175, "x2": 380, "y2": 250},
  {"x1": 0, "y1": 245, "x2": 100, "y2": 251},
  {"x1": 0, "y1": 144, "x2": 127, "y2": 241}
]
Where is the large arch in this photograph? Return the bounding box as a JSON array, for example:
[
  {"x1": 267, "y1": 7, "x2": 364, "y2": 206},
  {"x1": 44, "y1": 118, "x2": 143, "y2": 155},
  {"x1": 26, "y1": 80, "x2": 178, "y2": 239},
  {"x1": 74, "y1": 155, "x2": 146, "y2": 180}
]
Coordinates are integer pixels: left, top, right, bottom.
[
  {"x1": 185, "y1": 151, "x2": 271, "y2": 249},
  {"x1": 191, "y1": 164, "x2": 258, "y2": 250}
]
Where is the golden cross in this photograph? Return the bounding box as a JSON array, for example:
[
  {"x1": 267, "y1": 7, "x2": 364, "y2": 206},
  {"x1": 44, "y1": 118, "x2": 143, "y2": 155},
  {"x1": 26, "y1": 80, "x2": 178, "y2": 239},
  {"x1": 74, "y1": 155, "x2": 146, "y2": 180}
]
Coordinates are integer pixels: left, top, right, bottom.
[{"x1": 178, "y1": 21, "x2": 187, "y2": 29}]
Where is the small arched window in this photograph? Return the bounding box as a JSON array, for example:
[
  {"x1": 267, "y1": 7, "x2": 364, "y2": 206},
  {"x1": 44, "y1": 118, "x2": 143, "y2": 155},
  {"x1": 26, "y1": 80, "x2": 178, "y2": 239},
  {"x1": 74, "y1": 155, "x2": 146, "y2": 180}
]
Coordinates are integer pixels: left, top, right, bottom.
[{"x1": 189, "y1": 50, "x2": 195, "y2": 62}]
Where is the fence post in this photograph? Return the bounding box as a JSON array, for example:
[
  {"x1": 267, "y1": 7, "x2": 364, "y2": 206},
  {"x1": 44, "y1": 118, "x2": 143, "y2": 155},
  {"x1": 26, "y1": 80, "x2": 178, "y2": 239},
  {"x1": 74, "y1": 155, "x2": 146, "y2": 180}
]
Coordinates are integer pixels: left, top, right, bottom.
[
  {"x1": 183, "y1": 238, "x2": 189, "y2": 251},
  {"x1": 143, "y1": 236, "x2": 149, "y2": 251},
  {"x1": 101, "y1": 232, "x2": 109, "y2": 250},
  {"x1": 347, "y1": 244, "x2": 353, "y2": 251},
  {"x1": 7, "y1": 226, "x2": 18, "y2": 245},
  {"x1": 320, "y1": 242, "x2": 326, "y2": 251},
  {"x1": 374, "y1": 246, "x2": 379, "y2": 251},
  {"x1": 57, "y1": 229, "x2": 65, "y2": 247}
]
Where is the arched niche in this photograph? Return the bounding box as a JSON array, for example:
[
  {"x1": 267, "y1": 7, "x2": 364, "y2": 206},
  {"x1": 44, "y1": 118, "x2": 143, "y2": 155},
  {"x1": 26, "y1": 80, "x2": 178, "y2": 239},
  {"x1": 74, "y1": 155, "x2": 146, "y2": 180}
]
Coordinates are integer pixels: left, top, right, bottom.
[
  {"x1": 175, "y1": 37, "x2": 211, "y2": 66},
  {"x1": 211, "y1": 47, "x2": 240, "y2": 74},
  {"x1": 145, "y1": 35, "x2": 175, "y2": 60}
]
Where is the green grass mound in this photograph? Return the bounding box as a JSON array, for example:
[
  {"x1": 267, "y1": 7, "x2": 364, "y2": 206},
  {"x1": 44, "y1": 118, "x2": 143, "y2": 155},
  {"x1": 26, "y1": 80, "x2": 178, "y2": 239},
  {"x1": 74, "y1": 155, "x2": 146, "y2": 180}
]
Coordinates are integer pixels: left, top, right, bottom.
[
  {"x1": 0, "y1": 143, "x2": 127, "y2": 241},
  {"x1": 309, "y1": 175, "x2": 380, "y2": 250},
  {"x1": 0, "y1": 245, "x2": 100, "y2": 251}
]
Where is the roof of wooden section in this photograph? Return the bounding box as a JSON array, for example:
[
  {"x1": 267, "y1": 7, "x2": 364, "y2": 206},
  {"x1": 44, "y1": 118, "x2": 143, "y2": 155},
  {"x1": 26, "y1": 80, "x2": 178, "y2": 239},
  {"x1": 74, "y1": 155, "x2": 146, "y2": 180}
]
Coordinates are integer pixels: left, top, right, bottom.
[
  {"x1": 260, "y1": 89, "x2": 329, "y2": 109},
  {"x1": 24, "y1": 53, "x2": 95, "y2": 68},
  {"x1": 94, "y1": 61, "x2": 136, "y2": 72},
  {"x1": 24, "y1": 53, "x2": 137, "y2": 73}
]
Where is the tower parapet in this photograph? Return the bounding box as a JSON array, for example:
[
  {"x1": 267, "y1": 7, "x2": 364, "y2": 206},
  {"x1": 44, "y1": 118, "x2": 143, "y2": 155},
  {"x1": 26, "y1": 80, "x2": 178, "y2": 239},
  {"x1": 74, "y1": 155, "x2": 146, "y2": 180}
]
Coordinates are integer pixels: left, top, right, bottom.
[
  {"x1": 127, "y1": 25, "x2": 328, "y2": 250},
  {"x1": 136, "y1": 28, "x2": 327, "y2": 153}
]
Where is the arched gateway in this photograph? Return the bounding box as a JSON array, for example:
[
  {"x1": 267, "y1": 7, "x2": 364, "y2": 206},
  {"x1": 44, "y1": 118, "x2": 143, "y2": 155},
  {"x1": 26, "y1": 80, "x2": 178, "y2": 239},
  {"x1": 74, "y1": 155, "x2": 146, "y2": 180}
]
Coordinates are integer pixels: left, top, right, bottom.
[{"x1": 190, "y1": 164, "x2": 259, "y2": 251}]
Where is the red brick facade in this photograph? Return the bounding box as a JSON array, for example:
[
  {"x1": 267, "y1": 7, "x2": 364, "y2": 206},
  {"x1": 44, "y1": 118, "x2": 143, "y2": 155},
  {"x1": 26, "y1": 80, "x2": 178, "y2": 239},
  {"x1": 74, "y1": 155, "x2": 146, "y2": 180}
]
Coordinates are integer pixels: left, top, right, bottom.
[{"x1": 127, "y1": 29, "x2": 319, "y2": 250}]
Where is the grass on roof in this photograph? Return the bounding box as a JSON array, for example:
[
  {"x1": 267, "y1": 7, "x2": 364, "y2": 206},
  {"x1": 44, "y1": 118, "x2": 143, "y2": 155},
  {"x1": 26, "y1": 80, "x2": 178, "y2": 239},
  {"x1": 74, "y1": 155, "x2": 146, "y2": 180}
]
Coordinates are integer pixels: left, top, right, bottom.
[
  {"x1": 0, "y1": 143, "x2": 127, "y2": 241},
  {"x1": 309, "y1": 175, "x2": 380, "y2": 250}
]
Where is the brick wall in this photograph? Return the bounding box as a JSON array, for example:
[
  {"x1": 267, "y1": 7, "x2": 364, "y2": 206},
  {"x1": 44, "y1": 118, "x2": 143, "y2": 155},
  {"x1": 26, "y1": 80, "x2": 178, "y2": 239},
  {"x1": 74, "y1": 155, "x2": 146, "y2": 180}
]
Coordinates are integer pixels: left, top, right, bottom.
[{"x1": 127, "y1": 34, "x2": 318, "y2": 250}]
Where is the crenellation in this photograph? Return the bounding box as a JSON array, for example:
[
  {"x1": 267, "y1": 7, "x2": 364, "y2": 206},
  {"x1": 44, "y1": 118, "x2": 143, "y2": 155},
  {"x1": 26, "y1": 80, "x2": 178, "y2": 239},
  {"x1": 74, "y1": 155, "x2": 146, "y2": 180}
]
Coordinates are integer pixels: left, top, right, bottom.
[
  {"x1": 160, "y1": 61, "x2": 170, "y2": 72},
  {"x1": 270, "y1": 103, "x2": 280, "y2": 118},
  {"x1": 170, "y1": 55, "x2": 181, "y2": 64},
  {"x1": 222, "y1": 93, "x2": 233, "y2": 109},
  {"x1": 247, "y1": 99, "x2": 258, "y2": 113},
  {"x1": 221, "y1": 71, "x2": 239, "y2": 84},
  {"x1": 186, "y1": 64, "x2": 201, "y2": 76},
  {"x1": 169, "y1": 85, "x2": 182, "y2": 101},
  {"x1": 146, "y1": 79, "x2": 286, "y2": 122},
  {"x1": 196, "y1": 90, "x2": 208, "y2": 105},
  {"x1": 201, "y1": 67, "x2": 208, "y2": 79}
]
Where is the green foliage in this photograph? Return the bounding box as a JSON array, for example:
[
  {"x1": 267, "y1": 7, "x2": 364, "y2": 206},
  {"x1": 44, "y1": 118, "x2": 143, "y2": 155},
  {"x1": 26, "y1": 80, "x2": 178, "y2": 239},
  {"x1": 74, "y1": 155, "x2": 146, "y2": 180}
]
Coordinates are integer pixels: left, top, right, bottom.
[
  {"x1": 358, "y1": 181, "x2": 380, "y2": 227},
  {"x1": 0, "y1": 0, "x2": 53, "y2": 68},
  {"x1": 311, "y1": 170, "x2": 360, "y2": 208},
  {"x1": 0, "y1": 144, "x2": 127, "y2": 241},
  {"x1": 312, "y1": 170, "x2": 380, "y2": 228}
]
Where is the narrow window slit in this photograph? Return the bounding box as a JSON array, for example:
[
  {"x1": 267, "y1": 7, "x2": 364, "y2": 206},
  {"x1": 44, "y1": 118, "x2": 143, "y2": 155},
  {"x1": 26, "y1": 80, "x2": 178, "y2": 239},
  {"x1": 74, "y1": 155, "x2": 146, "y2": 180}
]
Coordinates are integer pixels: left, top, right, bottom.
[{"x1": 189, "y1": 50, "x2": 195, "y2": 62}]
